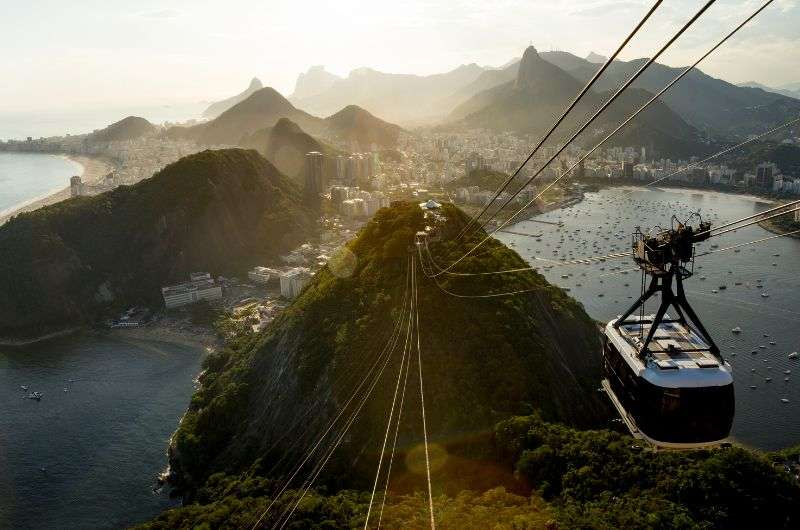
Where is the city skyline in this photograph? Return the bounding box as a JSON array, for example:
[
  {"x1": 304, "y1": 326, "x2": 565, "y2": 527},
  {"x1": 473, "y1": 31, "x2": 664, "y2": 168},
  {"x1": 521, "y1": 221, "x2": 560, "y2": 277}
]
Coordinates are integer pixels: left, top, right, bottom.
[{"x1": 2, "y1": 0, "x2": 799, "y2": 113}]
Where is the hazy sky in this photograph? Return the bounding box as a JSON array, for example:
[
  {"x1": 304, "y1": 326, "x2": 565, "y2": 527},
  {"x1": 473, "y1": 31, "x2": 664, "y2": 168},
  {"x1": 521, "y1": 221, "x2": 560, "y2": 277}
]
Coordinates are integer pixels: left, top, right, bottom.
[{"x1": 2, "y1": 0, "x2": 798, "y2": 113}]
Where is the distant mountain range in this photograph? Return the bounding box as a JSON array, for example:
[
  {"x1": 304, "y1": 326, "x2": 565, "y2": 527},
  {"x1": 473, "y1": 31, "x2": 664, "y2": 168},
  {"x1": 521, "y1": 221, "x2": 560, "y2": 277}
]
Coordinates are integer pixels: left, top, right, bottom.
[
  {"x1": 449, "y1": 46, "x2": 702, "y2": 158},
  {"x1": 169, "y1": 87, "x2": 403, "y2": 151},
  {"x1": 291, "y1": 65, "x2": 341, "y2": 100},
  {"x1": 202, "y1": 78, "x2": 263, "y2": 118},
  {"x1": 0, "y1": 149, "x2": 314, "y2": 340},
  {"x1": 289, "y1": 63, "x2": 488, "y2": 125},
  {"x1": 285, "y1": 48, "x2": 800, "y2": 141},
  {"x1": 738, "y1": 81, "x2": 800, "y2": 101}
]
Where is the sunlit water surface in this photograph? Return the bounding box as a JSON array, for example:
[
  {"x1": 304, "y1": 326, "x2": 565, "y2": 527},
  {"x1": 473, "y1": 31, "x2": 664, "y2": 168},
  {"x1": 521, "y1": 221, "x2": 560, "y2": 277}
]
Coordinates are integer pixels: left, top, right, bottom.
[{"x1": 498, "y1": 187, "x2": 800, "y2": 451}]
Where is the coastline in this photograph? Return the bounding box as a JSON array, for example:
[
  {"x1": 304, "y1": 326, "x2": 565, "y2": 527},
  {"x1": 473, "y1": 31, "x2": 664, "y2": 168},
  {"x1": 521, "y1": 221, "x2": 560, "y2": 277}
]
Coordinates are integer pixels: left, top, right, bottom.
[
  {"x1": 0, "y1": 327, "x2": 81, "y2": 347},
  {"x1": 0, "y1": 153, "x2": 114, "y2": 225},
  {"x1": 107, "y1": 322, "x2": 221, "y2": 352},
  {"x1": 759, "y1": 217, "x2": 800, "y2": 239}
]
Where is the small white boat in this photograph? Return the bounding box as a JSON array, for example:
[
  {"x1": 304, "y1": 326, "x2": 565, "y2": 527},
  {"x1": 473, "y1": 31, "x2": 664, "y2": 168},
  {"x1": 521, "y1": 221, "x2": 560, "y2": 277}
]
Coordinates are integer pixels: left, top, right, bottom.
[
  {"x1": 789, "y1": 352, "x2": 799, "y2": 359},
  {"x1": 20, "y1": 385, "x2": 29, "y2": 391},
  {"x1": 761, "y1": 293, "x2": 770, "y2": 298},
  {"x1": 781, "y1": 398, "x2": 790, "y2": 403},
  {"x1": 732, "y1": 326, "x2": 742, "y2": 334}
]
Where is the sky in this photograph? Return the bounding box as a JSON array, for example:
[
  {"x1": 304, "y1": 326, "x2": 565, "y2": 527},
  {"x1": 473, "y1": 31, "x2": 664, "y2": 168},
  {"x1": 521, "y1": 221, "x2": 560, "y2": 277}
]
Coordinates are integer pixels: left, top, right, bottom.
[{"x1": 1, "y1": 0, "x2": 798, "y2": 114}]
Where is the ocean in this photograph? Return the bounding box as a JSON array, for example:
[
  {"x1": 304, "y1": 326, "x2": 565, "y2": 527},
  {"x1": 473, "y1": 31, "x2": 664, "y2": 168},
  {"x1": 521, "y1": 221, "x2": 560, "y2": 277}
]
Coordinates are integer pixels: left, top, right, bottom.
[
  {"x1": 0, "y1": 103, "x2": 206, "y2": 142},
  {"x1": 0, "y1": 334, "x2": 204, "y2": 530},
  {"x1": 498, "y1": 186, "x2": 800, "y2": 451},
  {"x1": 0, "y1": 152, "x2": 82, "y2": 214}
]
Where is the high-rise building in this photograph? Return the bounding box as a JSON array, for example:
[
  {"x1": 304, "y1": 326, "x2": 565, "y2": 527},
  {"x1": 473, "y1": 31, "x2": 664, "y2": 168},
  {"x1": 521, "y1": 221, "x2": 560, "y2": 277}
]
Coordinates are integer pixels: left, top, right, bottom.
[
  {"x1": 304, "y1": 151, "x2": 326, "y2": 195},
  {"x1": 465, "y1": 152, "x2": 485, "y2": 176},
  {"x1": 756, "y1": 162, "x2": 777, "y2": 189},
  {"x1": 70, "y1": 175, "x2": 83, "y2": 197},
  {"x1": 622, "y1": 161, "x2": 634, "y2": 179}
]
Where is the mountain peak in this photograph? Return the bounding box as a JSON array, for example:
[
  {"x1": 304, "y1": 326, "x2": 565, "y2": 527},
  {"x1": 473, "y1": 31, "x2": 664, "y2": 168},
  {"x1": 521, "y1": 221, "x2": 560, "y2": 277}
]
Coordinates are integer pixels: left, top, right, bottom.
[
  {"x1": 291, "y1": 66, "x2": 341, "y2": 100},
  {"x1": 515, "y1": 45, "x2": 548, "y2": 88},
  {"x1": 203, "y1": 77, "x2": 268, "y2": 118},
  {"x1": 272, "y1": 116, "x2": 304, "y2": 135}
]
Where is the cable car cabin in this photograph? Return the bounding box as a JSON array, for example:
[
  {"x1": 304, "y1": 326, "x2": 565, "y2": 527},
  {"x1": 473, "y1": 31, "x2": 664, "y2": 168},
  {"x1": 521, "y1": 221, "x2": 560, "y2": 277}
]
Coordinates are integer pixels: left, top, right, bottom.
[{"x1": 602, "y1": 314, "x2": 734, "y2": 448}]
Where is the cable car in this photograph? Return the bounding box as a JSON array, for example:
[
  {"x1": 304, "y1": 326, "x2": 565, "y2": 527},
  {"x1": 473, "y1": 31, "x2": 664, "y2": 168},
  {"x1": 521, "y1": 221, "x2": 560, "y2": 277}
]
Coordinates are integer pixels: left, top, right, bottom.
[
  {"x1": 602, "y1": 315, "x2": 734, "y2": 446},
  {"x1": 602, "y1": 220, "x2": 735, "y2": 447}
]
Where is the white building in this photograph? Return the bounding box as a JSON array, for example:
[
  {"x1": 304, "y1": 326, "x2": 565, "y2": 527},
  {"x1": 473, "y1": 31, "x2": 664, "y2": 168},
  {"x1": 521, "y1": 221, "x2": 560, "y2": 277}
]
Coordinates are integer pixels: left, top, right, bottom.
[
  {"x1": 248, "y1": 266, "x2": 278, "y2": 285},
  {"x1": 162, "y1": 272, "x2": 223, "y2": 309},
  {"x1": 280, "y1": 267, "x2": 312, "y2": 299}
]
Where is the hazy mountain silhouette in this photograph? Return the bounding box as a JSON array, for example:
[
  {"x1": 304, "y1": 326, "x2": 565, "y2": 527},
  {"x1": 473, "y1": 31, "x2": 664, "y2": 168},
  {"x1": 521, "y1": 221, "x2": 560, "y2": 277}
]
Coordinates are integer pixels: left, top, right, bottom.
[{"x1": 202, "y1": 77, "x2": 264, "y2": 118}]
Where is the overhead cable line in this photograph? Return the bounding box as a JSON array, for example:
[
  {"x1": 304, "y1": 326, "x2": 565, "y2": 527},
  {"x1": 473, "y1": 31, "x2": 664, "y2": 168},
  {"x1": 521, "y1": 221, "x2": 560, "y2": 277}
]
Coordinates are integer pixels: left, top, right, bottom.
[
  {"x1": 707, "y1": 205, "x2": 800, "y2": 238},
  {"x1": 376, "y1": 308, "x2": 415, "y2": 529},
  {"x1": 442, "y1": 0, "x2": 776, "y2": 276},
  {"x1": 249, "y1": 260, "x2": 411, "y2": 530},
  {"x1": 273, "y1": 289, "x2": 413, "y2": 530},
  {"x1": 421, "y1": 236, "x2": 630, "y2": 277},
  {"x1": 697, "y1": 198, "x2": 800, "y2": 237},
  {"x1": 643, "y1": 115, "x2": 800, "y2": 189},
  {"x1": 697, "y1": 228, "x2": 800, "y2": 257},
  {"x1": 455, "y1": 0, "x2": 665, "y2": 240},
  {"x1": 412, "y1": 256, "x2": 436, "y2": 530},
  {"x1": 458, "y1": 0, "x2": 721, "y2": 242},
  {"x1": 364, "y1": 274, "x2": 416, "y2": 529}
]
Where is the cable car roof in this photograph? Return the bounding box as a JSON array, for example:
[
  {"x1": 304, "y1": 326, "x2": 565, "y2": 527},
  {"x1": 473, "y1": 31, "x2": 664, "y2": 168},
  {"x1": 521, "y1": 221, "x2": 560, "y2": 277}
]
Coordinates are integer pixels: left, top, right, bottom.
[{"x1": 606, "y1": 316, "x2": 732, "y2": 388}]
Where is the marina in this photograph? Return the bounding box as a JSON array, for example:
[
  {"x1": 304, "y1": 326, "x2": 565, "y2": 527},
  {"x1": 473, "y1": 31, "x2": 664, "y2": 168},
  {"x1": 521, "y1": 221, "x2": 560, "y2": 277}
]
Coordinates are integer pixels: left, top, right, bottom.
[{"x1": 499, "y1": 186, "x2": 800, "y2": 450}]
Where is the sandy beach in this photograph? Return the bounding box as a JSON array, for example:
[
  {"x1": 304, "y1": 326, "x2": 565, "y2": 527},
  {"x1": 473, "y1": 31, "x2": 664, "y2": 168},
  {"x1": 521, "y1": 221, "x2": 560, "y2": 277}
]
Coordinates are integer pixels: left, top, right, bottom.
[
  {"x1": 0, "y1": 154, "x2": 114, "y2": 225},
  {"x1": 108, "y1": 323, "x2": 221, "y2": 352}
]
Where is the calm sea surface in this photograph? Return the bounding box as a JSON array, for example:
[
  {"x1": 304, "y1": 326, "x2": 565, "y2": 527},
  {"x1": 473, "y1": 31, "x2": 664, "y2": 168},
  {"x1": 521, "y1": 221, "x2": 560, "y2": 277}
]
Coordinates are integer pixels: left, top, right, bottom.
[
  {"x1": 0, "y1": 103, "x2": 205, "y2": 141},
  {"x1": 0, "y1": 153, "x2": 82, "y2": 213},
  {"x1": 499, "y1": 187, "x2": 800, "y2": 451},
  {"x1": 0, "y1": 334, "x2": 204, "y2": 529}
]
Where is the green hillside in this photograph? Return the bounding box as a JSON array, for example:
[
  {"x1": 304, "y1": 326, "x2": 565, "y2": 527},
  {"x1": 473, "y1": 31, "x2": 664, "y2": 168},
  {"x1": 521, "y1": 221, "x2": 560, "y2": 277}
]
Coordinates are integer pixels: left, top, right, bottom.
[
  {"x1": 167, "y1": 201, "x2": 609, "y2": 496},
  {"x1": 447, "y1": 168, "x2": 512, "y2": 191},
  {"x1": 140, "y1": 414, "x2": 800, "y2": 529},
  {"x1": 240, "y1": 118, "x2": 340, "y2": 181},
  {"x1": 0, "y1": 149, "x2": 315, "y2": 340},
  {"x1": 167, "y1": 88, "x2": 403, "y2": 150},
  {"x1": 324, "y1": 104, "x2": 404, "y2": 151}
]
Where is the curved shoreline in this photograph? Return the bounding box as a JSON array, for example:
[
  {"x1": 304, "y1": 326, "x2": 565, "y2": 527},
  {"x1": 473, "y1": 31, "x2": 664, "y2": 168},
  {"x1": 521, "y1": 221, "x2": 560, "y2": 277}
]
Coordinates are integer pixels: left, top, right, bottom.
[{"x1": 0, "y1": 153, "x2": 114, "y2": 225}]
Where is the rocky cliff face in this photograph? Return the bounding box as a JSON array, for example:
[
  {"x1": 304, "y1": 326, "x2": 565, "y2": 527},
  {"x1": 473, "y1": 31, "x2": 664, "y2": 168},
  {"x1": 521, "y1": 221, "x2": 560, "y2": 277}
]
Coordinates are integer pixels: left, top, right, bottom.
[{"x1": 0, "y1": 149, "x2": 315, "y2": 340}]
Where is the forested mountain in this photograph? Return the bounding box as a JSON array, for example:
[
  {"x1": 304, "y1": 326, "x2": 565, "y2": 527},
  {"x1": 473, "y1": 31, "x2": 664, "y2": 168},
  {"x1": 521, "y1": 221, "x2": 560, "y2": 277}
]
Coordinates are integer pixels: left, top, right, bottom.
[
  {"x1": 0, "y1": 149, "x2": 315, "y2": 340},
  {"x1": 559, "y1": 52, "x2": 800, "y2": 137},
  {"x1": 449, "y1": 46, "x2": 703, "y2": 158},
  {"x1": 240, "y1": 118, "x2": 339, "y2": 181},
  {"x1": 168, "y1": 88, "x2": 403, "y2": 150},
  {"x1": 167, "y1": 201, "x2": 609, "y2": 496}
]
